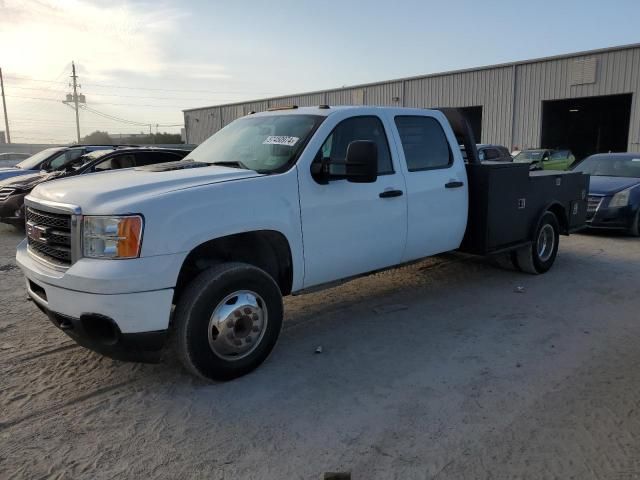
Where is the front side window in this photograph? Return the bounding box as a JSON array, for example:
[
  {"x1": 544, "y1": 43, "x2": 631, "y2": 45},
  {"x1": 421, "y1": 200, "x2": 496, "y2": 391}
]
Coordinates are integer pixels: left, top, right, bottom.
[
  {"x1": 49, "y1": 149, "x2": 84, "y2": 170},
  {"x1": 315, "y1": 116, "x2": 394, "y2": 176},
  {"x1": 186, "y1": 114, "x2": 324, "y2": 173},
  {"x1": 395, "y1": 116, "x2": 452, "y2": 171}
]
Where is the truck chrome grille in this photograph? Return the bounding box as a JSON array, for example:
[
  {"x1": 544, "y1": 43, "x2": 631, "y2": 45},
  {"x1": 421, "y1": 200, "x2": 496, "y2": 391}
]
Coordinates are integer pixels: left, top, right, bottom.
[
  {"x1": 0, "y1": 188, "x2": 15, "y2": 201},
  {"x1": 26, "y1": 207, "x2": 73, "y2": 267}
]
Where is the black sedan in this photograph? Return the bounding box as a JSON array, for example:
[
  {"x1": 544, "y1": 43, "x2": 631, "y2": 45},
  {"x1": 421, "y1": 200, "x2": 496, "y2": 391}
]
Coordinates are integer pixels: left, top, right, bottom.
[
  {"x1": 572, "y1": 153, "x2": 640, "y2": 236},
  {"x1": 0, "y1": 147, "x2": 191, "y2": 227}
]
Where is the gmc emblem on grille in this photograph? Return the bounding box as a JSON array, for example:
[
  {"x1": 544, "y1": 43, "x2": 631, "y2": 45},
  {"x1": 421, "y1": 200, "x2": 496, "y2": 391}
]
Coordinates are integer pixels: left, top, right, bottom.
[{"x1": 26, "y1": 222, "x2": 49, "y2": 243}]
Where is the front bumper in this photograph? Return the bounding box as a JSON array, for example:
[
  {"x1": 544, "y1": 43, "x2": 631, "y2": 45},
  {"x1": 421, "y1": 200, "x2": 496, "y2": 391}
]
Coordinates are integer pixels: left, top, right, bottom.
[
  {"x1": 586, "y1": 203, "x2": 637, "y2": 230},
  {"x1": 30, "y1": 296, "x2": 167, "y2": 362},
  {"x1": 17, "y1": 239, "x2": 183, "y2": 361}
]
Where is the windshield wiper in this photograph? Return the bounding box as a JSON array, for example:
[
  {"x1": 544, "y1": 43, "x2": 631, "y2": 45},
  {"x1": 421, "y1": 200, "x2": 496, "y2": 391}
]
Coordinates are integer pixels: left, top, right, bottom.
[{"x1": 211, "y1": 160, "x2": 253, "y2": 170}]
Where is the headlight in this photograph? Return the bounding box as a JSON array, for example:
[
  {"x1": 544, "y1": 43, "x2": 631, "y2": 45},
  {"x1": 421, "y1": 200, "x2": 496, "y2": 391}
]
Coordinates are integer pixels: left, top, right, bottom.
[
  {"x1": 609, "y1": 188, "x2": 631, "y2": 208},
  {"x1": 83, "y1": 215, "x2": 143, "y2": 259}
]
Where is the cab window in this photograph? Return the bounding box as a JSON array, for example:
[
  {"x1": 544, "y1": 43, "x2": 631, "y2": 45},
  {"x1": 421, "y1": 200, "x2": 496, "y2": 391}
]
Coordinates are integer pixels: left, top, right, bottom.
[
  {"x1": 315, "y1": 116, "x2": 393, "y2": 176},
  {"x1": 394, "y1": 116, "x2": 452, "y2": 171}
]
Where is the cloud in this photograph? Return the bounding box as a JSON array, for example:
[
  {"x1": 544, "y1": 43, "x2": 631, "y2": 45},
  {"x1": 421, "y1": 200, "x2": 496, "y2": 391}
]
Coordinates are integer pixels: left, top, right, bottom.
[{"x1": 0, "y1": 0, "x2": 223, "y2": 81}]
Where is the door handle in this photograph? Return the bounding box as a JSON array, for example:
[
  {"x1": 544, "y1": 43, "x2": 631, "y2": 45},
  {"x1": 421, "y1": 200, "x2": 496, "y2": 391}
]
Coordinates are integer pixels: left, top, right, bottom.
[
  {"x1": 379, "y1": 189, "x2": 403, "y2": 198},
  {"x1": 445, "y1": 181, "x2": 464, "y2": 189}
]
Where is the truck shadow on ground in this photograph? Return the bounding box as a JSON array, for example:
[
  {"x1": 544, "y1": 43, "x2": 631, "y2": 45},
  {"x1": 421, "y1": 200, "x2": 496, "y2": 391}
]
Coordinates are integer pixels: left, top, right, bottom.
[{"x1": 3, "y1": 234, "x2": 637, "y2": 437}]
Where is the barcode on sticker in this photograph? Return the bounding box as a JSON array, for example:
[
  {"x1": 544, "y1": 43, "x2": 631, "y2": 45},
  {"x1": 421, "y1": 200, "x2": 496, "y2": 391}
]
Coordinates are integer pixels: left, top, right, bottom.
[{"x1": 263, "y1": 135, "x2": 299, "y2": 146}]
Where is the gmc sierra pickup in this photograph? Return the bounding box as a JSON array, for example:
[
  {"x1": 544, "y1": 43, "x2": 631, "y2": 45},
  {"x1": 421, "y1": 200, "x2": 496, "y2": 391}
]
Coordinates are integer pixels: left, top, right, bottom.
[{"x1": 17, "y1": 106, "x2": 589, "y2": 380}]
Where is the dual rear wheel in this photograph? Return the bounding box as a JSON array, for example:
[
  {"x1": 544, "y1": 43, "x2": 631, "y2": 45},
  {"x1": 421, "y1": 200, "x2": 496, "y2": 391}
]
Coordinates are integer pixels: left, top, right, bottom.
[{"x1": 492, "y1": 211, "x2": 560, "y2": 275}]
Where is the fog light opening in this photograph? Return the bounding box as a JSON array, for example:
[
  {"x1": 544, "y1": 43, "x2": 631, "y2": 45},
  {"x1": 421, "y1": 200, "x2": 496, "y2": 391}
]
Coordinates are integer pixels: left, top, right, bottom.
[{"x1": 80, "y1": 314, "x2": 121, "y2": 346}]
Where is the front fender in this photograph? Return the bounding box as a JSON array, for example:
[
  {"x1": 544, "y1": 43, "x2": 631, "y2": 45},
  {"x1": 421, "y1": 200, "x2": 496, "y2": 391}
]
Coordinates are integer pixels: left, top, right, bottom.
[{"x1": 136, "y1": 170, "x2": 305, "y2": 291}]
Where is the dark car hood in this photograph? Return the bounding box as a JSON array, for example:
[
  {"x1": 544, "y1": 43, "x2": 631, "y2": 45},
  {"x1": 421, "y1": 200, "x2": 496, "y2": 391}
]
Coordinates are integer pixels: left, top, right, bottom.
[
  {"x1": 0, "y1": 171, "x2": 65, "y2": 191},
  {"x1": 589, "y1": 175, "x2": 640, "y2": 195}
]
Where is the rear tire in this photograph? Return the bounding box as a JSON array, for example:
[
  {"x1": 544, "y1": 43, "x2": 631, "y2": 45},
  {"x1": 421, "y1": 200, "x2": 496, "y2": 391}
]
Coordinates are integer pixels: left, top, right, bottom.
[
  {"x1": 515, "y1": 211, "x2": 560, "y2": 274},
  {"x1": 174, "y1": 262, "x2": 283, "y2": 381}
]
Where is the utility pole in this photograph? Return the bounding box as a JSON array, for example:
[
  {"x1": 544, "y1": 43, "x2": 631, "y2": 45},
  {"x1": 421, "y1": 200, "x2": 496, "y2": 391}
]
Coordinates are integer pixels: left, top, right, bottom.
[
  {"x1": 71, "y1": 62, "x2": 80, "y2": 143},
  {"x1": 0, "y1": 68, "x2": 10, "y2": 144},
  {"x1": 62, "y1": 62, "x2": 85, "y2": 143}
]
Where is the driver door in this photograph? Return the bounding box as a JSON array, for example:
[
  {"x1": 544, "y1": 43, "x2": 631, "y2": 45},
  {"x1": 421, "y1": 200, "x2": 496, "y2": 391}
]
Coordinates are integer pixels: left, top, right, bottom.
[{"x1": 297, "y1": 114, "x2": 407, "y2": 288}]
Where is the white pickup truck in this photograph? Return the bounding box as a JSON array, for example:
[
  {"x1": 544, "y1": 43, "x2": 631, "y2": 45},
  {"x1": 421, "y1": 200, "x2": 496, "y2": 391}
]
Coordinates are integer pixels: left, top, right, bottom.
[{"x1": 17, "y1": 106, "x2": 589, "y2": 380}]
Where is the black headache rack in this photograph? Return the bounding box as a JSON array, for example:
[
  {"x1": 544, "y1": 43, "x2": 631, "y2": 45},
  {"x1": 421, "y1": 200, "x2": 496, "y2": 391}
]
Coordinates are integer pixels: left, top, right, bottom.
[{"x1": 436, "y1": 108, "x2": 590, "y2": 256}]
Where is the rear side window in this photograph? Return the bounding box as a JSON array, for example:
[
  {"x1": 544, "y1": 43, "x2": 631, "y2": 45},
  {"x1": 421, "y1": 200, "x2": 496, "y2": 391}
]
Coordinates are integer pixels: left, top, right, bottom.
[
  {"x1": 316, "y1": 116, "x2": 393, "y2": 175},
  {"x1": 394, "y1": 116, "x2": 452, "y2": 171},
  {"x1": 94, "y1": 154, "x2": 136, "y2": 171}
]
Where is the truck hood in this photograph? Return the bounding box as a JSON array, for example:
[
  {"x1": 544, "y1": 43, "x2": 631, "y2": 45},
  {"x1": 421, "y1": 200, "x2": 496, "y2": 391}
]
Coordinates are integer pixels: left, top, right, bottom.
[
  {"x1": 29, "y1": 163, "x2": 263, "y2": 212},
  {"x1": 588, "y1": 175, "x2": 640, "y2": 195}
]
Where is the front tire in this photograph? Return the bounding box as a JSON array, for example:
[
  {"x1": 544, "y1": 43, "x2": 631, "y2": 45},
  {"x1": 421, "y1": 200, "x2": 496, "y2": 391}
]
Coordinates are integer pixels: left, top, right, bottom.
[
  {"x1": 174, "y1": 262, "x2": 283, "y2": 381},
  {"x1": 515, "y1": 211, "x2": 560, "y2": 274}
]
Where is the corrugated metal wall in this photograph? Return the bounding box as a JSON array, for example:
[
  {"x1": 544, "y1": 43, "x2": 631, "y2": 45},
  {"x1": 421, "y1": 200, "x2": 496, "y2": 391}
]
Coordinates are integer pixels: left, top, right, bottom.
[
  {"x1": 512, "y1": 48, "x2": 640, "y2": 150},
  {"x1": 184, "y1": 45, "x2": 640, "y2": 152}
]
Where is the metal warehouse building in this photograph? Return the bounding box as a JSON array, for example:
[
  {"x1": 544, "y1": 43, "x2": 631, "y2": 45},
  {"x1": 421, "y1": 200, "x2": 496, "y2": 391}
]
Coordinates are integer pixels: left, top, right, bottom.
[{"x1": 184, "y1": 43, "x2": 640, "y2": 159}]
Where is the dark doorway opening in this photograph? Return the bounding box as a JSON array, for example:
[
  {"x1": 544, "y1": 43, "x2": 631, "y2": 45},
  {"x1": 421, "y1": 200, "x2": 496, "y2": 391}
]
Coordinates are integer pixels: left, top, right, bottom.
[
  {"x1": 458, "y1": 106, "x2": 482, "y2": 144},
  {"x1": 541, "y1": 94, "x2": 632, "y2": 161}
]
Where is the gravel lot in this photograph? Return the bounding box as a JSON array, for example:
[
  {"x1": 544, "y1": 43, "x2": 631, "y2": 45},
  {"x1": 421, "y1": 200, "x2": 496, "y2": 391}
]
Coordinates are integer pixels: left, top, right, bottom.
[{"x1": 1, "y1": 224, "x2": 639, "y2": 479}]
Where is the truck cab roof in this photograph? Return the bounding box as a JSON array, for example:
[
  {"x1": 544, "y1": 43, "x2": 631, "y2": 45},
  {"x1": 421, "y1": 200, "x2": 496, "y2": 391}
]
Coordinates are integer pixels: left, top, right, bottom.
[{"x1": 249, "y1": 105, "x2": 440, "y2": 118}]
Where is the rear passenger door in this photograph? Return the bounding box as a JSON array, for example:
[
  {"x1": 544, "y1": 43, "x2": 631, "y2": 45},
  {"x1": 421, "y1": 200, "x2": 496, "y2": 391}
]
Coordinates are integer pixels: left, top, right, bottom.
[{"x1": 391, "y1": 113, "x2": 468, "y2": 262}]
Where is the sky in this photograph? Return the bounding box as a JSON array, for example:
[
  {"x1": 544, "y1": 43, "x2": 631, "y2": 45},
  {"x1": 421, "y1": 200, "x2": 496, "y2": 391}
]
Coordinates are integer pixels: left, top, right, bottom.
[{"x1": 0, "y1": 0, "x2": 639, "y2": 144}]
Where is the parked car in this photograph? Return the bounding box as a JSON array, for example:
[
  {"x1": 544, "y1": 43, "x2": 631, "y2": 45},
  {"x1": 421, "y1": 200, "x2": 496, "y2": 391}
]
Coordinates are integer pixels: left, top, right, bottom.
[
  {"x1": 572, "y1": 153, "x2": 640, "y2": 236},
  {"x1": 16, "y1": 106, "x2": 588, "y2": 380},
  {"x1": 462, "y1": 144, "x2": 512, "y2": 162},
  {"x1": 0, "y1": 152, "x2": 31, "y2": 168},
  {"x1": 0, "y1": 145, "x2": 122, "y2": 182},
  {"x1": 0, "y1": 147, "x2": 191, "y2": 227},
  {"x1": 514, "y1": 148, "x2": 575, "y2": 171}
]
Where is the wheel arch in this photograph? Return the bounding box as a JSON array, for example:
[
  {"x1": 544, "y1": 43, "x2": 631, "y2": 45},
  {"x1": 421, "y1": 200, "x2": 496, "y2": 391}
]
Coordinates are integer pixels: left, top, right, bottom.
[
  {"x1": 539, "y1": 201, "x2": 569, "y2": 236},
  {"x1": 173, "y1": 230, "x2": 294, "y2": 304}
]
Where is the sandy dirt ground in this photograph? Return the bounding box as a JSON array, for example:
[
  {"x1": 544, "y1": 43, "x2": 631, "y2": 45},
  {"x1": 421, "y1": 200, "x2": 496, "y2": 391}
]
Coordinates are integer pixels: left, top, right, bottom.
[{"x1": 1, "y1": 223, "x2": 639, "y2": 480}]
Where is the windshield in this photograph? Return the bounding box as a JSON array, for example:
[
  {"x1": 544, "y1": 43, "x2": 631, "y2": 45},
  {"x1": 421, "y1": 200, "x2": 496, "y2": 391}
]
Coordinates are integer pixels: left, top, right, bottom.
[
  {"x1": 186, "y1": 114, "x2": 324, "y2": 172},
  {"x1": 514, "y1": 150, "x2": 544, "y2": 161},
  {"x1": 573, "y1": 155, "x2": 640, "y2": 178},
  {"x1": 15, "y1": 147, "x2": 65, "y2": 170}
]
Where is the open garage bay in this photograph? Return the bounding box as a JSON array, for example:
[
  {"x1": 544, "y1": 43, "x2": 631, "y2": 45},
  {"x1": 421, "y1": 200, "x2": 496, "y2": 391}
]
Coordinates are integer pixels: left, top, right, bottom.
[{"x1": 1, "y1": 225, "x2": 639, "y2": 479}]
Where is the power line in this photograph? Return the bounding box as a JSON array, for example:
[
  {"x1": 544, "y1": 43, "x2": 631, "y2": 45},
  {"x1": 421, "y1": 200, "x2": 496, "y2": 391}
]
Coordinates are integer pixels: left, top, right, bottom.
[
  {"x1": 80, "y1": 104, "x2": 183, "y2": 127},
  {"x1": 6, "y1": 94, "x2": 192, "y2": 109},
  {"x1": 4, "y1": 84, "x2": 266, "y2": 100},
  {"x1": 3, "y1": 73, "x2": 279, "y2": 95}
]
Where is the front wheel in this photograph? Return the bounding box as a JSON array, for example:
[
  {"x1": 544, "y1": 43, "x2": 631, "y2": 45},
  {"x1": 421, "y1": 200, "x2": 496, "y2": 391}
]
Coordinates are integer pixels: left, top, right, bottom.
[
  {"x1": 174, "y1": 262, "x2": 283, "y2": 381},
  {"x1": 515, "y1": 211, "x2": 560, "y2": 274}
]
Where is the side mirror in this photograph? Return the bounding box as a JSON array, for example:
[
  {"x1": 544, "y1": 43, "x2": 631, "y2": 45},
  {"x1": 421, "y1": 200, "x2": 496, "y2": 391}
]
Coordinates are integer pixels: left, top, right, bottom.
[{"x1": 344, "y1": 140, "x2": 378, "y2": 183}]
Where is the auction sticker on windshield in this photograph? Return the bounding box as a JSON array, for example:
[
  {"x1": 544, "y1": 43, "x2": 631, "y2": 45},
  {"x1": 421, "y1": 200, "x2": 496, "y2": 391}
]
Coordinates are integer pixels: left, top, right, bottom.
[{"x1": 263, "y1": 136, "x2": 299, "y2": 146}]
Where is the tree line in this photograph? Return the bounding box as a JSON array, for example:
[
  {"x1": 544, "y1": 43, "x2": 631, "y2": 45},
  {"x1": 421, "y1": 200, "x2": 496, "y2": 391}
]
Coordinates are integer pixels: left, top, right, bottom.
[{"x1": 80, "y1": 131, "x2": 183, "y2": 145}]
